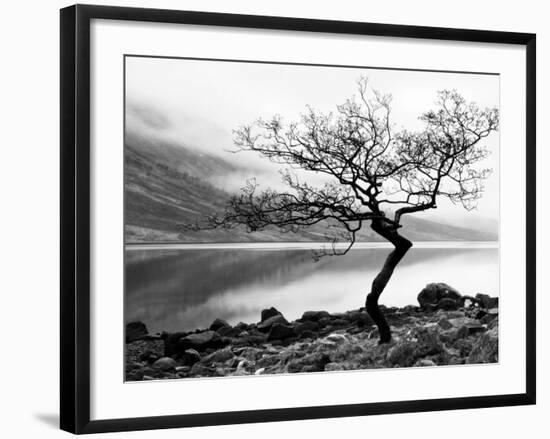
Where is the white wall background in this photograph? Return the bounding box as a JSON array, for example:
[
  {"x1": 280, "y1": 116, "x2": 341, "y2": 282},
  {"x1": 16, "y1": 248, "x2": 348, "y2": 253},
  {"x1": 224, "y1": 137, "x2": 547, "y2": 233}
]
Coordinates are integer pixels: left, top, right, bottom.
[{"x1": 0, "y1": 0, "x2": 546, "y2": 437}]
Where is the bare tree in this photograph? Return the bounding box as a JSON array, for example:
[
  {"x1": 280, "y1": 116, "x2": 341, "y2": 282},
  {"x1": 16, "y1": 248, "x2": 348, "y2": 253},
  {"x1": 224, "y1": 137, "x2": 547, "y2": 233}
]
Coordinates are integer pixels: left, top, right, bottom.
[{"x1": 184, "y1": 77, "x2": 499, "y2": 343}]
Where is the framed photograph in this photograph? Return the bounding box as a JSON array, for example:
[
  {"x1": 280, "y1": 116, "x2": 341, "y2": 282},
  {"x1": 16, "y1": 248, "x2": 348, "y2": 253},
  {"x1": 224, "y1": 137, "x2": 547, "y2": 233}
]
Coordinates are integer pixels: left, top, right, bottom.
[{"x1": 60, "y1": 4, "x2": 536, "y2": 434}]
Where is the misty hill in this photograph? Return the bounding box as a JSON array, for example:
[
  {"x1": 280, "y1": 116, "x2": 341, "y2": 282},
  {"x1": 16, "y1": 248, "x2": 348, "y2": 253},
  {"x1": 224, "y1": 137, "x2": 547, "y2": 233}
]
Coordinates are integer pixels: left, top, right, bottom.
[{"x1": 124, "y1": 132, "x2": 497, "y2": 244}]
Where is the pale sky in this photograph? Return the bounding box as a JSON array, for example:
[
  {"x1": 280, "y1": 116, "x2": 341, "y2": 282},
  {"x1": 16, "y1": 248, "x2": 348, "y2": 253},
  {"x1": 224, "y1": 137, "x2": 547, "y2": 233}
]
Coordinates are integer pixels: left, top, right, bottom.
[{"x1": 125, "y1": 56, "x2": 500, "y2": 227}]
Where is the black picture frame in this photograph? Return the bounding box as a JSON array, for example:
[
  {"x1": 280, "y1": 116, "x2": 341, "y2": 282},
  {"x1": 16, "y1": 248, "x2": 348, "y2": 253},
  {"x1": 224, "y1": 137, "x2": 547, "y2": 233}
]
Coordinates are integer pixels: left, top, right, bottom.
[{"x1": 60, "y1": 4, "x2": 536, "y2": 434}]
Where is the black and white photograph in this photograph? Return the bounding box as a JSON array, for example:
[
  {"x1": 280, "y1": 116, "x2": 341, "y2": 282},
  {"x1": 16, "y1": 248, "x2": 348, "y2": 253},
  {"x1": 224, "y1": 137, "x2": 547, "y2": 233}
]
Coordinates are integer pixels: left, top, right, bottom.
[{"x1": 124, "y1": 57, "x2": 501, "y2": 381}]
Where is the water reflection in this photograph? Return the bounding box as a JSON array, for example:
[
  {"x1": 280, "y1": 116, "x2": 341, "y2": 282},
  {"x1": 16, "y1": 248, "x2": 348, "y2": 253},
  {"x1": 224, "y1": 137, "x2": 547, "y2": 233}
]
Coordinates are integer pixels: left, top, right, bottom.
[{"x1": 125, "y1": 245, "x2": 498, "y2": 333}]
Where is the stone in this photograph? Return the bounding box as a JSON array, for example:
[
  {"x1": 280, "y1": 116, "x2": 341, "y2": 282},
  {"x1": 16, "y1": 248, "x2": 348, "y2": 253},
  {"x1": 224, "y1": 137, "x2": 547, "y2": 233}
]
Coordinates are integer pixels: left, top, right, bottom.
[
  {"x1": 475, "y1": 293, "x2": 499, "y2": 309},
  {"x1": 152, "y1": 357, "x2": 177, "y2": 371},
  {"x1": 294, "y1": 321, "x2": 319, "y2": 335},
  {"x1": 324, "y1": 362, "x2": 345, "y2": 371},
  {"x1": 437, "y1": 298, "x2": 460, "y2": 311},
  {"x1": 299, "y1": 330, "x2": 319, "y2": 340},
  {"x1": 257, "y1": 315, "x2": 289, "y2": 332},
  {"x1": 139, "y1": 349, "x2": 160, "y2": 363},
  {"x1": 162, "y1": 331, "x2": 189, "y2": 357},
  {"x1": 190, "y1": 363, "x2": 216, "y2": 377},
  {"x1": 417, "y1": 283, "x2": 461, "y2": 309},
  {"x1": 255, "y1": 368, "x2": 266, "y2": 375},
  {"x1": 325, "y1": 333, "x2": 348, "y2": 344},
  {"x1": 179, "y1": 330, "x2": 225, "y2": 352},
  {"x1": 267, "y1": 323, "x2": 295, "y2": 341},
  {"x1": 209, "y1": 318, "x2": 230, "y2": 332},
  {"x1": 180, "y1": 349, "x2": 201, "y2": 366},
  {"x1": 216, "y1": 326, "x2": 241, "y2": 337},
  {"x1": 301, "y1": 310, "x2": 331, "y2": 322},
  {"x1": 437, "y1": 317, "x2": 453, "y2": 330},
  {"x1": 126, "y1": 321, "x2": 148, "y2": 343},
  {"x1": 480, "y1": 313, "x2": 497, "y2": 325},
  {"x1": 466, "y1": 328, "x2": 498, "y2": 363},
  {"x1": 387, "y1": 328, "x2": 445, "y2": 367},
  {"x1": 261, "y1": 307, "x2": 282, "y2": 322},
  {"x1": 286, "y1": 353, "x2": 330, "y2": 373},
  {"x1": 201, "y1": 348, "x2": 235, "y2": 364}
]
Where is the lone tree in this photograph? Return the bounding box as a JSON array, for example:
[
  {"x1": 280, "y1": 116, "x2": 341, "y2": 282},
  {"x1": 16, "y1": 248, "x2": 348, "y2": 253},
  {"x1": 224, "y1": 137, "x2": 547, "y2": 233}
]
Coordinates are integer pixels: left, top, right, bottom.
[{"x1": 185, "y1": 77, "x2": 499, "y2": 343}]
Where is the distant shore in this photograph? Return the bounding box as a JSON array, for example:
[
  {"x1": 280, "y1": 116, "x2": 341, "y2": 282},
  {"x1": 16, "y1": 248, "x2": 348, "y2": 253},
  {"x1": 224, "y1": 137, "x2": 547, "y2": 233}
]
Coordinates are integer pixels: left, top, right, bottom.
[
  {"x1": 125, "y1": 240, "x2": 499, "y2": 251},
  {"x1": 125, "y1": 285, "x2": 498, "y2": 381}
]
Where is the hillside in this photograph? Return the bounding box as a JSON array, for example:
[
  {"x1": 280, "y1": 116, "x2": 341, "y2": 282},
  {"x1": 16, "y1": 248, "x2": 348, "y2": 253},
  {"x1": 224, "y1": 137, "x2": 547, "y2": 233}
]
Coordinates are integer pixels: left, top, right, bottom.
[{"x1": 124, "y1": 132, "x2": 497, "y2": 244}]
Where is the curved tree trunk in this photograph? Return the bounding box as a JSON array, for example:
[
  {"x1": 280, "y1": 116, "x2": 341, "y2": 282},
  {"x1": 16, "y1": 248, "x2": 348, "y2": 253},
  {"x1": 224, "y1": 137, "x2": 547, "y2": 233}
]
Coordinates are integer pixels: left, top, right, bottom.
[{"x1": 366, "y1": 219, "x2": 413, "y2": 344}]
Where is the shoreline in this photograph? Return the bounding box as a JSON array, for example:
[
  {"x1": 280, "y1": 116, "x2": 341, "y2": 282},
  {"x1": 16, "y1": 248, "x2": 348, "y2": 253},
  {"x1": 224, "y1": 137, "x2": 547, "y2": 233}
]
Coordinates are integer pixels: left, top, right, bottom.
[
  {"x1": 125, "y1": 285, "x2": 499, "y2": 381},
  {"x1": 125, "y1": 240, "x2": 499, "y2": 251}
]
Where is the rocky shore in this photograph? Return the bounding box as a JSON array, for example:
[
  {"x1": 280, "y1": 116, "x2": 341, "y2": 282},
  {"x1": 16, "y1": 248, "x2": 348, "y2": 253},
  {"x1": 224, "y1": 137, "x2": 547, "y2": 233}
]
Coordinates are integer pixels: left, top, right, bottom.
[{"x1": 125, "y1": 283, "x2": 499, "y2": 381}]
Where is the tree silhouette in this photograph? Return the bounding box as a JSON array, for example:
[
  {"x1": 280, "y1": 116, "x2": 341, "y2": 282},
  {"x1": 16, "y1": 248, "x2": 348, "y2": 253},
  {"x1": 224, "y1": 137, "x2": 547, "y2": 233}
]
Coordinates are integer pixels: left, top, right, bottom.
[{"x1": 185, "y1": 77, "x2": 499, "y2": 343}]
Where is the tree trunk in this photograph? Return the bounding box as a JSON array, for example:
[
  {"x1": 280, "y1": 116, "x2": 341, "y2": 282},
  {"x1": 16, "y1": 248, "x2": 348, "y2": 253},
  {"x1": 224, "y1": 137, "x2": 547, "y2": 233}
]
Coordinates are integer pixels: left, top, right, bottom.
[{"x1": 366, "y1": 219, "x2": 413, "y2": 344}]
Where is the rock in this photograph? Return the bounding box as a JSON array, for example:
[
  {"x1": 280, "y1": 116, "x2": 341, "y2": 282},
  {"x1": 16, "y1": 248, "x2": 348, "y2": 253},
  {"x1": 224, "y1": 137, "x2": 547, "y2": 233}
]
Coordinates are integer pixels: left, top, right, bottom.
[
  {"x1": 480, "y1": 313, "x2": 497, "y2": 325},
  {"x1": 257, "y1": 315, "x2": 289, "y2": 332},
  {"x1": 216, "y1": 326, "x2": 241, "y2": 337},
  {"x1": 301, "y1": 310, "x2": 331, "y2": 322},
  {"x1": 387, "y1": 343, "x2": 417, "y2": 367},
  {"x1": 437, "y1": 317, "x2": 453, "y2": 330},
  {"x1": 255, "y1": 368, "x2": 266, "y2": 375},
  {"x1": 209, "y1": 318, "x2": 230, "y2": 332},
  {"x1": 139, "y1": 349, "x2": 160, "y2": 363},
  {"x1": 299, "y1": 330, "x2": 319, "y2": 340},
  {"x1": 437, "y1": 298, "x2": 460, "y2": 311},
  {"x1": 190, "y1": 363, "x2": 216, "y2": 377},
  {"x1": 180, "y1": 349, "x2": 201, "y2": 366},
  {"x1": 387, "y1": 328, "x2": 445, "y2": 367},
  {"x1": 286, "y1": 353, "x2": 330, "y2": 373},
  {"x1": 261, "y1": 307, "x2": 282, "y2": 322},
  {"x1": 126, "y1": 321, "x2": 148, "y2": 343},
  {"x1": 294, "y1": 321, "x2": 319, "y2": 335},
  {"x1": 182, "y1": 331, "x2": 224, "y2": 351},
  {"x1": 417, "y1": 283, "x2": 461, "y2": 310},
  {"x1": 202, "y1": 348, "x2": 234, "y2": 364},
  {"x1": 267, "y1": 323, "x2": 295, "y2": 341},
  {"x1": 232, "y1": 346, "x2": 263, "y2": 361},
  {"x1": 466, "y1": 328, "x2": 498, "y2": 363},
  {"x1": 324, "y1": 362, "x2": 345, "y2": 371},
  {"x1": 475, "y1": 293, "x2": 499, "y2": 309},
  {"x1": 348, "y1": 311, "x2": 374, "y2": 327},
  {"x1": 325, "y1": 333, "x2": 348, "y2": 344},
  {"x1": 461, "y1": 295, "x2": 478, "y2": 308},
  {"x1": 152, "y1": 357, "x2": 177, "y2": 371}
]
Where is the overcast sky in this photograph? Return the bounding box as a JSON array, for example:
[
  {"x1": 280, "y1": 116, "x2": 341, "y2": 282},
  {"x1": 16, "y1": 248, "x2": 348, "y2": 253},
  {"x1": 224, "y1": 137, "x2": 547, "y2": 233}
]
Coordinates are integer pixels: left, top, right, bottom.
[{"x1": 125, "y1": 56, "x2": 500, "y2": 227}]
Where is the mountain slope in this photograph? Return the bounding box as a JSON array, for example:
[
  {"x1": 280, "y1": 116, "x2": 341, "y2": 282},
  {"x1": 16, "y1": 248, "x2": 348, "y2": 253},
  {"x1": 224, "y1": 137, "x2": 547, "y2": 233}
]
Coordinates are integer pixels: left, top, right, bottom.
[{"x1": 124, "y1": 133, "x2": 497, "y2": 243}]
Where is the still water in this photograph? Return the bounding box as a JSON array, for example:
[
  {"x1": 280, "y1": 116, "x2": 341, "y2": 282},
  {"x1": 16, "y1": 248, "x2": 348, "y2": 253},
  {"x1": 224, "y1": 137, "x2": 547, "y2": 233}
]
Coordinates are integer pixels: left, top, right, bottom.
[{"x1": 125, "y1": 242, "x2": 498, "y2": 333}]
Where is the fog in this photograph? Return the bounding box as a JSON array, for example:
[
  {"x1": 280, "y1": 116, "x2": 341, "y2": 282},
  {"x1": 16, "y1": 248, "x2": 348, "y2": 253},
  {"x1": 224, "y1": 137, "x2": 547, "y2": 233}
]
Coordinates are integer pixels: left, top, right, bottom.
[{"x1": 125, "y1": 56, "x2": 500, "y2": 228}]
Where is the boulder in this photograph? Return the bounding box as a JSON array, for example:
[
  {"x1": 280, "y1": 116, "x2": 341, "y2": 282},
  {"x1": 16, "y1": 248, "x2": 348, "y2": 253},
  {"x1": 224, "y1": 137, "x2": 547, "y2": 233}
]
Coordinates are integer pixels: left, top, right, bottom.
[
  {"x1": 201, "y1": 348, "x2": 235, "y2": 364},
  {"x1": 152, "y1": 357, "x2": 177, "y2": 371},
  {"x1": 126, "y1": 321, "x2": 148, "y2": 343},
  {"x1": 294, "y1": 321, "x2": 319, "y2": 335},
  {"x1": 209, "y1": 318, "x2": 230, "y2": 332},
  {"x1": 180, "y1": 349, "x2": 201, "y2": 366},
  {"x1": 261, "y1": 307, "x2": 282, "y2": 322},
  {"x1": 417, "y1": 283, "x2": 461, "y2": 310},
  {"x1": 475, "y1": 293, "x2": 499, "y2": 309},
  {"x1": 437, "y1": 298, "x2": 460, "y2": 311},
  {"x1": 301, "y1": 310, "x2": 331, "y2": 322},
  {"x1": 257, "y1": 315, "x2": 289, "y2": 332},
  {"x1": 267, "y1": 323, "x2": 295, "y2": 341},
  {"x1": 178, "y1": 330, "x2": 225, "y2": 352}
]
